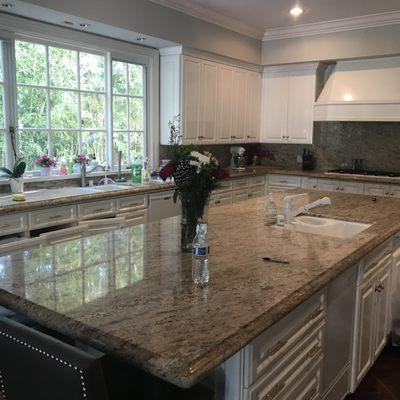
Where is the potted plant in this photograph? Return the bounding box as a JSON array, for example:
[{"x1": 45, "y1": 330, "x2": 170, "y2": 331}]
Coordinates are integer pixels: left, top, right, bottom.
[
  {"x1": 35, "y1": 154, "x2": 56, "y2": 176},
  {"x1": 159, "y1": 146, "x2": 229, "y2": 251},
  {"x1": 72, "y1": 154, "x2": 90, "y2": 174},
  {"x1": 0, "y1": 158, "x2": 27, "y2": 193}
]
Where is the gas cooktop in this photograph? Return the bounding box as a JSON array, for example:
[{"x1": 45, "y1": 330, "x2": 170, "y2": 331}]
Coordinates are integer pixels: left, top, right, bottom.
[{"x1": 326, "y1": 169, "x2": 400, "y2": 178}]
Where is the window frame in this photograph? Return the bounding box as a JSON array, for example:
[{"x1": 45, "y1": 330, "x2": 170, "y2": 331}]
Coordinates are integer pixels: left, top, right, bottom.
[{"x1": 0, "y1": 13, "x2": 159, "y2": 177}]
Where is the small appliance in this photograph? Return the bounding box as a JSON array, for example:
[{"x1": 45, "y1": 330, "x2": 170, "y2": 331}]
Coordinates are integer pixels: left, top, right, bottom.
[{"x1": 230, "y1": 146, "x2": 246, "y2": 171}]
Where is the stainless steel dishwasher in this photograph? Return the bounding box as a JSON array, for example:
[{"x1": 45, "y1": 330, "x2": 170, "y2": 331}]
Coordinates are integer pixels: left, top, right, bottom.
[{"x1": 149, "y1": 191, "x2": 181, "y2": 222}]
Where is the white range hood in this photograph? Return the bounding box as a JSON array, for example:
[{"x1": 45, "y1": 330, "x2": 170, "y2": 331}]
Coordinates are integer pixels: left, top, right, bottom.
[{"x1": 314, "y1": 56, "x2": 400, "y2": 121}]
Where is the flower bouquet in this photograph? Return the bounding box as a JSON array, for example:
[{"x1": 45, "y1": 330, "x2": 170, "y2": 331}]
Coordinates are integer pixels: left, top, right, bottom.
[
  {"x1": 159, "y1": 145, "x2": 229, "y2": 251},
  {"x1": 72, "y1": 154, "x2": 90, "y2": 165},
  {"x1": 35, "y1": 154, "x2": 56, "y2": 176}
]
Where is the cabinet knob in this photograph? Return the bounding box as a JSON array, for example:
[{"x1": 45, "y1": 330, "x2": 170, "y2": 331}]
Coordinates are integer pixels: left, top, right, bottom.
[
  {"x1": 385, "y1": 192, "x2": 390, "y2": 195},
  {"x1": 231, "y1": 135, "x2": 236, "y2": 139},
  {"x1": 198, "y1": 135, "x2": 204, "y2": 139},
  {"x1": 340, "y1": 187, "x2": 344, "y2": 191}
]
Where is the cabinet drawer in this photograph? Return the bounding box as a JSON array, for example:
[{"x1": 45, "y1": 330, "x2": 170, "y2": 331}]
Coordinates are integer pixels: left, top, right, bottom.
[
  {"x1": 0, "y1": 213, "x2": 28, "y2": 236},
  {"x1": 232, "y1": 178, "x2": 250, "y2": 189},
  {"x1": 117, "y1": 194, "x2": 148, "y2": 213},
  {"x1": 301, "y1": 177, "x2": 318, "y2": 190},
  {"x1": 117, "y1": 209, "x2": 148, "y2": 227},
  {"x1": 214, "y1": 192, "x2": 232, "y2": 206},
  {"x1": 78, "y1": 200, "x2": 116, "y2": 220},
  {"x1": 215, "y1": 180, "x2": 233, "y2": 193},
  {"x1": 250, "y1": 176, "x2": 266, "y2": 187},
  {"x1": 364, "y1": 183, "x2": 389, "y2": 197},
  {"x1": 248, "y1": 186, "x2": 265, "y2": 199},
  {"x1": 244, "y1": 326, "x2": 324, "y2": 400},
  {"x1": 244, "y1": 292, "x2": 325, "y2": 387},
  {"x1": 29, "y1": 205, "x2": 77, "y2": 230},
  {"x1": 268, "y1": 174, "x2": 301, "y2": 187},
  {"x1": 359, "y1": 239, "x2": 392, "y2": 284}
]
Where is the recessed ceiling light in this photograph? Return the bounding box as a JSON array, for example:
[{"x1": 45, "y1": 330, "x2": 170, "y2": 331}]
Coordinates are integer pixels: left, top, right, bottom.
[
  {"x1": 1, "y1": 2, "x2": 15, "y2": 8},
  {"x1": 136, "y1": 37, "x2": 146, "y2": 42},
  {"x1": 80, "y1": 23, "x2": 90, "y2": 28},
  {"x1": 290, "y1": 7, "x2": 303, "y2": 16},
  {"x1": 63, "y1": 20, "x2": 74, "y2": 26}
]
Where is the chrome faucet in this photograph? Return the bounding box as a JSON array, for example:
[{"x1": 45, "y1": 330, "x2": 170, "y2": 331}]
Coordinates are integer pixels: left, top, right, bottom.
[
  {"x1": 283, "y1": 193, "x2": 331, "y2": 223},
  {"x1": 80, "y1": 164, "x2": 105, "y2": 187}
]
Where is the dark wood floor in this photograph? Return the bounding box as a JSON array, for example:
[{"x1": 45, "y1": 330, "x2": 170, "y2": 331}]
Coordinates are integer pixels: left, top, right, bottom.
[{"x1": 345, "y1": 344, "x2": 400, "y2": 400}]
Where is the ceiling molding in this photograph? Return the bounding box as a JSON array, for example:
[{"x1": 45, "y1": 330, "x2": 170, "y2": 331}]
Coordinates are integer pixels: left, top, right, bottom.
[
  {"x1": 149, "y1": 0, "x2": 263, "y2": 40},
  {"x1": 263, "y1": 11, "x2": 400, "y2": 41}
]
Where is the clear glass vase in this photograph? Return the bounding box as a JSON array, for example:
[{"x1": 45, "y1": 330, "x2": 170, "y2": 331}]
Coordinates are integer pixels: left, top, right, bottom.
[{"x1": 180, "y1": 191, "x2": 209, "y2": 252}]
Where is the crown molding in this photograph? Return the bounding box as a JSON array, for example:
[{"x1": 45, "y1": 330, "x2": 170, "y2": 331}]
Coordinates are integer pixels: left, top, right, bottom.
[
  {"x1": 149, "y1": 0, "x2": 263, "y2": 40},
  {"x1": 263, "y1": 11, "x2": 400, "y2": 41}
]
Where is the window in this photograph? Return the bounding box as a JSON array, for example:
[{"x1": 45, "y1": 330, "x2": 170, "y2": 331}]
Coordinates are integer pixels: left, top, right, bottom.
[
  {"x1": 112, "y1": 60, "x2": 145, "y2": 167},
  {"x1": 0, "y1": 16, "x2": 156, "y2": 177},
  {"x1": 15, "y1": 40, "x2": 107, "y2": 170}
]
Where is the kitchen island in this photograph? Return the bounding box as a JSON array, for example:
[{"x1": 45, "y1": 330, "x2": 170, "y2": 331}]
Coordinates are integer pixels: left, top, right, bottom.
[{"x1": 0, "y1": 190, "x2": 399, "y2": 397}]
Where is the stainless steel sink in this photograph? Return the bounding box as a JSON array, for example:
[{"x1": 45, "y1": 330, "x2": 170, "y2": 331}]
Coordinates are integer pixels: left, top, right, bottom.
[
  {"x1": 278, "y1": 216, "x2": 372, "y2": 239},
  {"x1": 87, "y1": 184, "x2": 131, "y2": 192}
]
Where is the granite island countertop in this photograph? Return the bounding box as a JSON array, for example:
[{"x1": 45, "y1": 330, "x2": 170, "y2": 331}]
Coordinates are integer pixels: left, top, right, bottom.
[{"x1": 1, "y1": 191, "x2": 400, "y2": 387}]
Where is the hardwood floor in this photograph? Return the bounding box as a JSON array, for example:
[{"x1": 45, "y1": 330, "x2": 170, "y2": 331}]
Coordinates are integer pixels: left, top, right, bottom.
[{"x1": 346, "y1": 344, "x2": 400, "y2": 400}]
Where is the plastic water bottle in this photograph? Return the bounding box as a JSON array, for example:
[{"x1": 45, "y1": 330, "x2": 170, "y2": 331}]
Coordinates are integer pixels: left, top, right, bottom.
[
  {"x1": 265, "y1": 193, "x2": 277, "y2": 225},
  {"x1": 192, "y1": 222, "x2": 210, "y2": 285}
]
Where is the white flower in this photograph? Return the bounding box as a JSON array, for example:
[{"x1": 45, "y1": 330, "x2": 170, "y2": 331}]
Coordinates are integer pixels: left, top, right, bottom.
[
  {"x1": 190, "y1": 151, "x2": 211, "y2": 165},
  {"x1": 189, "y1": 160, "x2": 201, "y2": 171}
]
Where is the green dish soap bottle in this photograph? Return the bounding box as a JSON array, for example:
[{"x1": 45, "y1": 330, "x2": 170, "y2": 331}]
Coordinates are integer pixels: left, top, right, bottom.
[{"x1": 131, "y1": 158, "x2": 142, "y2": 183}]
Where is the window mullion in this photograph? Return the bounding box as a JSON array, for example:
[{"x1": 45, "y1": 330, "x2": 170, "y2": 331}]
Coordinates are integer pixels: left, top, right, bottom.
[
  {"x1": 45, "y1": 44, "x2": 52, "y2": 156},
  {"x1": 106, "y1": 52, "x2": 113, "y2": 170},
  {"x1": 126, "y1": 63, "x2": 131, "y2": 165},
  {"x1": 77, "y1": 51, "x2": 82, "y2": 155}
]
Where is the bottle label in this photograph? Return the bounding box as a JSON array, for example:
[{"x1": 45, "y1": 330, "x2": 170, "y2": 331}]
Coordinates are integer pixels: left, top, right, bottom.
[{"x1": 192, "y1": 246, "x2": 210, "y2": 256}]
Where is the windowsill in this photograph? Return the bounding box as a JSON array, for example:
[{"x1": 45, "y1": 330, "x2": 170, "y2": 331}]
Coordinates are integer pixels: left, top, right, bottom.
[{"x1": 0, "y1": 170, "x2": 131, "y2": 186}]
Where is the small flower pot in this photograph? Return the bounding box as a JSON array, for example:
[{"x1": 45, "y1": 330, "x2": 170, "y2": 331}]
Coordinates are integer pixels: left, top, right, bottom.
[
  {"x1": 39, "y1": 167, "x2": 51, "y2": 176},
  {"x1": 10, "y1": 178, "x2": 24, "y2": 194}
]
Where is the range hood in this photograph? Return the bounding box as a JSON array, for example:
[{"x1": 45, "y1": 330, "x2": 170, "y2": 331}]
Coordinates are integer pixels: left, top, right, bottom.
[{"x1": 314, "y1": 56, "x2": 400, "y2": 121}]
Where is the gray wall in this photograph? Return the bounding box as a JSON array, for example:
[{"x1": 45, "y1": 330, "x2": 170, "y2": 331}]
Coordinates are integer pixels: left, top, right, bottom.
[
  {"x1": 24, "y1": 0, "x2": 261, "y2": 64},
  {"x1": 262, "y1": 24, "x2": 400, "y2": 65}
]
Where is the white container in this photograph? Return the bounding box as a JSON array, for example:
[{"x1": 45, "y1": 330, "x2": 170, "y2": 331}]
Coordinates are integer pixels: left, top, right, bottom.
[
  {"x1": 39, "y1": 167, "x2": 51, "y2": 176},
  {"x1": 10, "y1": 178, "x2": 24, "y2": 194}
]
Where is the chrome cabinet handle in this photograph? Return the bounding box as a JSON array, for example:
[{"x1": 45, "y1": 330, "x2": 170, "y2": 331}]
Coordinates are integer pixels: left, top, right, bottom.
[
  {"x1": 198, "y1": 135, "x2": 204, "y2": 139},
  {"x1": 231, "y1": 135, "x2": 237, "y2": 139},
  {"x1": 267, "y1": 339, "x2": 288, "y2": 356},
  {"x1": 163, "y1": 197, "x2": 172, "y2": 201},
  {"x1": 307, "y1": 344, "x2": 321, "y2": 359},
  {"x1": 340, "y1": 187, "x2": 344, "y2": 191},
  {"x1": 385, "y1": 249, "x2": 391, "y2": 256},
  {"x1": 263, "y1": 382, "x2": 286, "y2": 400},
  {"x1": 304, "y1": 388, "x2": 317, "y2": 400},
  {"x1": 94, "y1": 208, "x2": 106, "y2": 213},
  {"x1": 49, "y1": 214, "x2": 64, "y2": 219},
  {"x1": 308, "y1": 308, "x2": 323, "y2": 322}
]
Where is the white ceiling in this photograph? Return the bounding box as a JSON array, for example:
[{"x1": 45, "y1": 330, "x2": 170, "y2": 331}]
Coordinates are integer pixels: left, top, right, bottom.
[{"x1": 151, "y1": 0, "x2": 400, "y2": 39}]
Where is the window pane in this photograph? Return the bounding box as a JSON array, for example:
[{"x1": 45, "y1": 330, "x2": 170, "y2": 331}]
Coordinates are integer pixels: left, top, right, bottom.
[
  {"x1": 0, "y1": 132, "x2": 5, "y2": 167},
  {"x1": 19, "y1": 131, "x2": 48, "y2": 170},
  {"x1": 129, "y1": 98, "x2": 143, "y2": 130},
  {"x1": 15, "y1": 40, "x2": 46, "y2": 85},
  {"x1": 17, "y1": 86, "x2": 47, "y2": 128},
  {"x1": 80, "y1": 52, "x2": 105, "y2": 92},
  {"x1": 113, "y1": 96, "x2": 127, "y2": 130},
  {"x1": 130, "y1": 132, "x2": 143, "y2": 159},
  {"x1": 49, "y1": 47, "x2": 78, "y2": 88},
  {"x1": 0, "y1": 86, "x2": 4, "y2": 128},
  {"x1": 50, "y1": 90, "x2": 78, "y2": 129},
  {"x1": 81, "y1": 93, "x2": 105, "y2": 129},
  {"x1": 52, "y1": 131, "x2": 79, "y2": 161},
  {"x1": 112, "y1": 61, "x2": 127, "y2": 94},
  {"x1": 0, "y1": 42, "x2": 3, "y2": 82},
  {"x1": 82, "y1": 131, "x2": 105, "y2": 164},
  {"x1": 128, "y1": 64, "x2": 143, "y2": 96},
  {"x1": 113, "y1": 132, "x2": 128, "y2": 165}
]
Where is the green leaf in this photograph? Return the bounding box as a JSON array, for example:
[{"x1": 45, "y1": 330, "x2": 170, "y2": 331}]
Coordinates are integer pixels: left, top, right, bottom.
[
  {"x1": 13, "y1": 160, "x2": 26, "y2": 178},
  {"x1": 0, "y1": 167, "x2": 12, "y2": 177}
]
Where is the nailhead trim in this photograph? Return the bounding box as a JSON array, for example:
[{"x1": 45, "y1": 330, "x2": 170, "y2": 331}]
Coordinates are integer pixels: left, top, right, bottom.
[
  {"x1": 0, "y1": 369, "x2": 6, "y2": 400},
  {"x1": 0, "y1": 330, "x2": 87, "y2": 399}
]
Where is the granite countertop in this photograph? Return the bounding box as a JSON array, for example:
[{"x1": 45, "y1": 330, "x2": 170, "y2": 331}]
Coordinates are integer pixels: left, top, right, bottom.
[{"x1": 1, "y1": 190, "x2": 400, "y2": 388}]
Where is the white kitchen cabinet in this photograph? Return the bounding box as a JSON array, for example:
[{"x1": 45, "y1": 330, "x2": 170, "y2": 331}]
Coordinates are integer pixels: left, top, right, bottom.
[
  {"x1": 318, "y1": 179, "x2": 363, "y2": 194},
  {"x1": 160, "y1": 47, "x2": 261, "y2": 145},
  {"x1": 232, "y1": 190, "x2": 249, "y2": 203},
  {"x1": 181, "y1": 56, "x2": 202, "y2": 143},
  {"x1": 351, "y1": 242, "x2": 393, "y2": 390},
  {"x1": 200, "y1": 60, "x2": 219, "y2": 143},
  {"x1": 0, "y1": 213, "x2": 28, "y2": 237},
  {"x1": 267, "y1": 174, "x2": 301, "y2": 192},
  {"x1": 148, "y1": 191, "x2": 181, "y2": 222},
  {"x1": 78, "y1": 199, "x2": 116, "y2": 221},
  {"x1": 30, "y1": 205, "x2": 78, "y2": 229},
  {"x1": 301, "y1": 176, "x2": 318, "y2": 190},
  {"x1": 364, "y1": 183, "x2": 389, "y2": 197},
  {"x1": 214, "y1": 191, "x2": 233, "y2": 206},
  {"x1": 245, "y1": 71, "x2": 262, "y2": 142},
  {"x1": 261, "y1": 63, "x2": 320, "y2": 144}
]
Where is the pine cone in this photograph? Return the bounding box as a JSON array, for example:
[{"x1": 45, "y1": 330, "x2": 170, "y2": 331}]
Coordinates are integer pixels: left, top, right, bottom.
[{"x1": 174, "y1": 161, "x2": 194, "y2": 187}]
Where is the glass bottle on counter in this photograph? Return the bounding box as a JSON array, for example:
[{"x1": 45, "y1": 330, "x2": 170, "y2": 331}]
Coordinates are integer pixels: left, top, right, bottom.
[
  {"x1": 131, "y1": 157, "x2": 142, "y2": 184},
  {"x1": 141, "y1": 158, "x2": 151, "y2": 184},
  {"x1": 265, "y1": 193, "x2": 277, "y2": 225},
  {"x1": 192, "y1": 221, "x2": 210, "y2": 286}
]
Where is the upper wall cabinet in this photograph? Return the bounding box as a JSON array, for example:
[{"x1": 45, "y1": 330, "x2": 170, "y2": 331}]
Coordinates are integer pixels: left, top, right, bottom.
[
  {"x1": 260, "y1": 63, "x2": 320, "y2": 144},
  {"x1": 160, "y1": 47, "x2": 262, "y2": 145}
]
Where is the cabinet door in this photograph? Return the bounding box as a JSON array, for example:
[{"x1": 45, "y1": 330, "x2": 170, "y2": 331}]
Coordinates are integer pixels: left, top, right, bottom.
[
  {"x1": 200, "y1": 60, "x2": 218, "y2": 143},
  {"x1": 301, "y1": 177, "x2": 318, "y2": 190},
  {"x1": 181, "y1": 56, "x2": 201, "y2": 143},
  {"x1": 354, "y1": 278, "x2": 375, "y2": 386},
  {"x1": 246, "y1": 71, "x2": 261, "y2": 142},
  {"x1": 340, "y1": 181, "x2": 364, "y2": 194},
  {"x1": 373, "y1": 263, "x2": 391, "y2": 358},
  {"x1": 232, "y1": 68, "x2": 247, "y2": 141},
  {"x1": 389, "y1": 185, "x2": 400, "y2": 198},
  {"x1": 218, "y1": 65, "x2": 235, "y2": 143},
  {"x1": 286, "y1": 71, "x2": 315, "y2": 144},
  {"x1": 260, "y1": 73, "x2": 288, "y2": 143}
]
